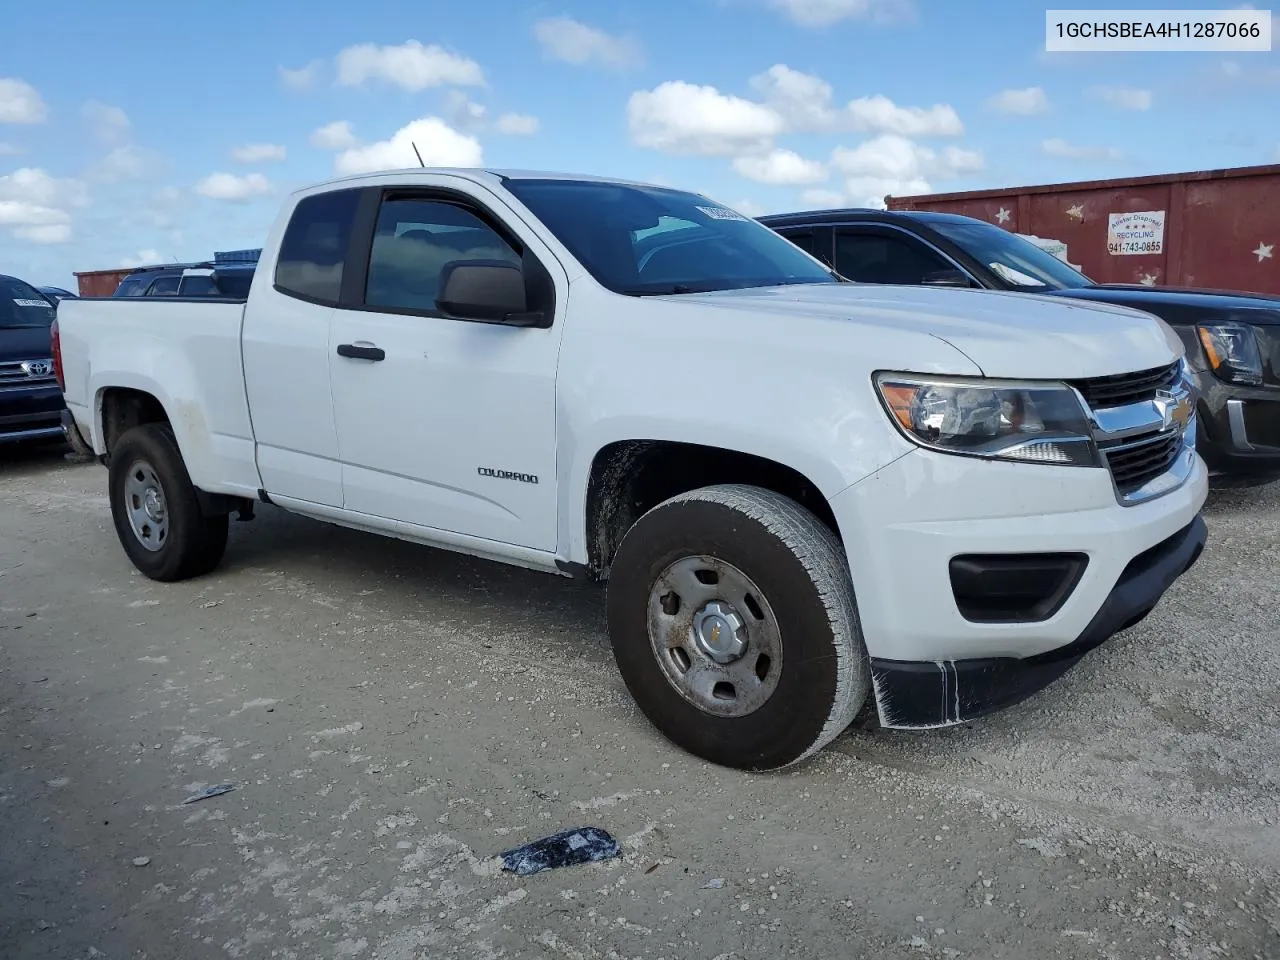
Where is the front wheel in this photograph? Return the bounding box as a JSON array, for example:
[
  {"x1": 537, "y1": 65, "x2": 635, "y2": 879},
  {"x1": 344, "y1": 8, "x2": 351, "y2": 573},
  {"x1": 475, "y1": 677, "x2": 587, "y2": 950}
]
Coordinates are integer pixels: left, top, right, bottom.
[
  {"x1": 108, "y1": 424, "x2": 228, "y2": 582},
  {"x1": 606, "y1": 484, "x2": 870, "y2": 771}
]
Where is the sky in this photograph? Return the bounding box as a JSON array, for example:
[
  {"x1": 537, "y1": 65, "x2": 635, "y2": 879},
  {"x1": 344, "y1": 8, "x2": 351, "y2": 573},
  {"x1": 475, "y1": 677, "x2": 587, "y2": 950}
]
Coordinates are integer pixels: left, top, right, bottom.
[{"x1": 1, "y1": 0, "x2": 1278, "y2": 289}]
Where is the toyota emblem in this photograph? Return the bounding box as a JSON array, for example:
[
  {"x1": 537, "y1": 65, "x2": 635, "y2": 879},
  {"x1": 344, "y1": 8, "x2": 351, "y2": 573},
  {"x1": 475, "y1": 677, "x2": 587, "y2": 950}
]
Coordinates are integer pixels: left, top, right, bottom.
[{"x1": 21, "y1": 360, "x2": 53, "y2": 378}]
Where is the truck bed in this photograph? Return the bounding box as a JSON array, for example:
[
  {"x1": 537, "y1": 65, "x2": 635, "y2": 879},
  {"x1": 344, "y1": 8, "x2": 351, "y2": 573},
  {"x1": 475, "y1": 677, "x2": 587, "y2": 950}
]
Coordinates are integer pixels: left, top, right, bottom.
[{"x1": 56, "y1": 297, "x2": 261, "y2": 498}]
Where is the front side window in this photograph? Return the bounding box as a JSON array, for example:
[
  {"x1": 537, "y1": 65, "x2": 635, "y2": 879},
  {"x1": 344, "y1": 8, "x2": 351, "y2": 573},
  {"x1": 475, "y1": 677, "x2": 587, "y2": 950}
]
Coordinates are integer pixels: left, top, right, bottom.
[
  {"x1": 925, "y1": 219, "x2": 1094, "y2": 291},
  {"x1": 834, "y1": 231, "x2": 955, "y2": 285},
  {"x1": 364, "y1": 197, "x2": 521, "y2": 313},
  {"x1": 0, "y1": 277, "x2": 55, "y2": 327},
  {"x1": 503, "y1": 179, "x2": 836, "y2": 296},
  {"x1": 147, "y1": 275, "x2": 181, "y2": 296},
  {"x1": 275, "y1": 187, "x2": 362, "y2": 305}
]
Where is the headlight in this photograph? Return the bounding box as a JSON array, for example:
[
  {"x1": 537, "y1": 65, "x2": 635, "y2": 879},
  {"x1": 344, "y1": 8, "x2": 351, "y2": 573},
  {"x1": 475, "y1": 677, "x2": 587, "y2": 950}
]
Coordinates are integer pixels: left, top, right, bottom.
[
  {"x1": 874, "y1": 373, "x2": 1100, "y2": 467},
  {"x1": 1197, "y1": 322, "x2": 1263, "y2": 386}
]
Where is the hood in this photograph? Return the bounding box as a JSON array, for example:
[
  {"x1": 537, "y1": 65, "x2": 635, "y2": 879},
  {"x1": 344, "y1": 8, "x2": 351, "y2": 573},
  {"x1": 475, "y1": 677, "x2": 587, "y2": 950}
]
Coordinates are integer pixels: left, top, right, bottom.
[
  {"x1": 0, "y1": 322, "x2": 54, "y2": 363},
  {"x1": 1043, "y1": 284, "x2": 1280, "y2": 325},
  {"x1": 673, "y1": 283, "x2": 1183, "y2": 380}
]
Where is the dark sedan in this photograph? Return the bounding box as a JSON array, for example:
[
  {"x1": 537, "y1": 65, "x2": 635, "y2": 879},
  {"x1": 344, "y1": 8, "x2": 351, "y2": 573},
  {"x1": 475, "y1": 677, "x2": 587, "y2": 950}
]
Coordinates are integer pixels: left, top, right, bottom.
[{"x1": 760, "y1": 208, "x2": 1280, "y2": 485}]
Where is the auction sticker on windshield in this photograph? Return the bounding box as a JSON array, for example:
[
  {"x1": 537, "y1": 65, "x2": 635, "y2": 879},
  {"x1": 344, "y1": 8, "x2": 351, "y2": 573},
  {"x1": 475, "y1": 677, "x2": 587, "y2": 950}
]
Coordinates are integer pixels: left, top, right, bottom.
[{"x1": 1107, "y1": 210, "x2": 1165, "y2": 256}]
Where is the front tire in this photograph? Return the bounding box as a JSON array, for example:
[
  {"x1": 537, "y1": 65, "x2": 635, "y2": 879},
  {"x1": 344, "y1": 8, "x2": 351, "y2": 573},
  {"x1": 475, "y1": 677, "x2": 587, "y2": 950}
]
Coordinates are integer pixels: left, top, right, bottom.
[
  {"x1": 108, "y1": 424, "x2": 228, "y2": 582},
  {"x1": 606, "y1": 484, "x2": 870, "y2": 771}
]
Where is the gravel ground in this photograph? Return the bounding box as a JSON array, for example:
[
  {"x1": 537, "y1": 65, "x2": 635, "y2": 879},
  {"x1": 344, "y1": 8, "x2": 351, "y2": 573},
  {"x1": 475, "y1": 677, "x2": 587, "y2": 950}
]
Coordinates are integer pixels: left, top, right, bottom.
[{"x1": 2, "y1": 445, "x2": 1278, "y2": 960}]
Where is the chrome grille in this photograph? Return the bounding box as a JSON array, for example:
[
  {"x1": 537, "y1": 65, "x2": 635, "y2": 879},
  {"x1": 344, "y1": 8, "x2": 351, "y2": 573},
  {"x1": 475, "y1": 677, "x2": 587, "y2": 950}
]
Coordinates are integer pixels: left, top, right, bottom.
[
  {"x1": 0, "y1": 358, "x2": 56, "y2": 387},
  {"x1": 1069, "y1": 361, "x2": 1180, "y2": 409}
]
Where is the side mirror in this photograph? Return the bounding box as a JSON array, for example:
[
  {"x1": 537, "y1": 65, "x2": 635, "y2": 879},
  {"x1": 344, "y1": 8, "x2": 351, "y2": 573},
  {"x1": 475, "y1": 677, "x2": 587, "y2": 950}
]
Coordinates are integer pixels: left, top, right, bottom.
[
  {"x1": 437, "y1": 260, "x2": 544, "y2": 326},
  {"x1": 921, "y1": 269, "x2": 972, "y2": 288}
]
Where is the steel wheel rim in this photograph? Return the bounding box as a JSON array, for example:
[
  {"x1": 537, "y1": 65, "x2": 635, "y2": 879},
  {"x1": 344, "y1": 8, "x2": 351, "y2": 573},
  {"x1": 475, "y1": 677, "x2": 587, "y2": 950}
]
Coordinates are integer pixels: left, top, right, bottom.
[
  {"x1": 645, "y1": 555, "x2": 784, "y2": 718},
  {"x1": 122, "y1": 459, "x2": 168, "y2": 553}
]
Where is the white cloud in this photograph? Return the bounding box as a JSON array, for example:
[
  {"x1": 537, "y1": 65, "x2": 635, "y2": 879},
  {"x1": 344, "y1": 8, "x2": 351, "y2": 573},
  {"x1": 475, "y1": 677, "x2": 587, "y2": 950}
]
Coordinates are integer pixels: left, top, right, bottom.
[
  {"x1": 1041, "y1": 138, "x2": 1123, "y2": 160},
  {"x1": 533, "y1": 17, "x2": 643, "y2": 69},
  {"x1": 122, "y1": 248, "x2": 164, "y2": 267},
  {"x1": 310, "y1": 121, "x2": 358, "y2": 150},
  {"x1": 832, "y1": 134, "x2": 982, "y2": 181},
  {"x1": 0, "y1": 201, "x2": 69, "y2": 227},
  {"x1": 732, "y1": 198, "x2": 765, "y2": 218},
  {"x1": 279, "y1": 60, "x2": 322, "y2": 91},
  {"x1": 495, "y1": 113, "x2": 539, "y2": 136},
  {"x1": 335, "y1": 40, "x2": 484, "y2": 91},
  {"x1": 1087, "y1": 85, "x2": 1152, "y2": 110},
  {"x1": 0, "y1": 78, "x2": 47, "y2": 124},
  {"x1": 195, "y1": 172, "x2": 273, "y2": 202},
  {"x1": 749, "y1": 65, "x2": 839, "y2": 131},
  {"x1": 768, "y1": 0, "x2": 915, "y2": 27},
  {"x1": 847, "y1": 95, "x2": 964, "y2": 137},
  {"x1": 0, "y1": 168, "x2": 89, "y2": 208},
  {"x1": 0, "y1": 168, "x2": 86, "y2": 243},
  {"x1": 628, "y1": 81, "x2": 785, "y2": 156},
  {"x1": 14, "y1": 223, "x2": 70, "y2": 244},
  {"x1": 231, "y1": 143, "x2": 288, "y2": 163},
  {"x1": 847, "y1": 176, "x2": 932, "y2": 207},
  {"x1": 799, "y1": 188, "x2": 848, "y2": 208},
  {"x1": 733, "y1": 148, "x2": 828, "y2": 185},
  {"x1": 82, "y1": 100, "x2": 130, "y2": 145},
  {"x1": 89, "y1": 144, "x2": 160, "y2": 182},
  {"x1": 988, "y1": 87, "x2": 1050, "y2": 115},
  {"x1": 334, "y1": 117, "x2": 482, "y2": 175},
  {"x1": 445, "y1": 91, "x2": 488, "y2": 132},
  {"x1": 0, "y1": 142, "x2": 20, "y2": 155}
]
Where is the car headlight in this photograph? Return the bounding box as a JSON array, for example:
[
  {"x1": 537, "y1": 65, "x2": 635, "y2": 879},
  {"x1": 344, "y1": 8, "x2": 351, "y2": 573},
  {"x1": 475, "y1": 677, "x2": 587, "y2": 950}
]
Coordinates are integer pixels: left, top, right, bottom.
[
  {"x1": 874, "y1": 373, "x2": 1100, "y2": 467},
  {"x1": 1197, "y1": 322, "x2": 1263, "y2": 386}
]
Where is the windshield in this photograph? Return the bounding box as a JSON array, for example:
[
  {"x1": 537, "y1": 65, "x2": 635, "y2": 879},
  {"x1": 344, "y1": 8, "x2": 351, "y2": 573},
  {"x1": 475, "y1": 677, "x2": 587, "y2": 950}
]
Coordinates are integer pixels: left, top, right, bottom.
[
  {"x1": 502, "y1": 179, "x2": 838, "y2": 295},
  {"x1": 926, "y1": 219, "x2": 1095, "y2": 291},
  {"x1": 0, "y1": 277, "x2": 56, "y2": 327}
]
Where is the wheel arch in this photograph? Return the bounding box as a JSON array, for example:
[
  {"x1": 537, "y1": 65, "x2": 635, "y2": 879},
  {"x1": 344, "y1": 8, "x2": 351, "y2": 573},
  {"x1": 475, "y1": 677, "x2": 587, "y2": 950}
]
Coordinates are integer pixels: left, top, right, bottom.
[{"x1": 578, "y1": 438, "x2": 843, "y2": 580}]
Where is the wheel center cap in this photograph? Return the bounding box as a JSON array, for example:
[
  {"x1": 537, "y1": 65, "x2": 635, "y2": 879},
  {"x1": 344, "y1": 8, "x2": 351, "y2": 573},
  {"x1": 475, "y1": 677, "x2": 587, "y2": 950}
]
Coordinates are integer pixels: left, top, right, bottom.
[
  {"x1": 143, "y1": 488, "x2": 164, "y2": 521},
  {"x1": 692, "y1": 601, "x2": 748, "y2": 664}
]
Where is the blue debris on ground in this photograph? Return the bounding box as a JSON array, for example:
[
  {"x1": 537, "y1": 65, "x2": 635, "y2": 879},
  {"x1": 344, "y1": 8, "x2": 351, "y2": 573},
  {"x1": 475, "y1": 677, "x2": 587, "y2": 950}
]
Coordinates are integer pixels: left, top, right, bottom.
[{"x1": 498, "y1": 827, "x2": 622, "y2": 877}]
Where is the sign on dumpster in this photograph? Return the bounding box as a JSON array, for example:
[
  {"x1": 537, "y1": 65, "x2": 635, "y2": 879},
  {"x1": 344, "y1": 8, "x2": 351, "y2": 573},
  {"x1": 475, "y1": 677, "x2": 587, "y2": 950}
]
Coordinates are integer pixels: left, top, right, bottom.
[{"x1": 1106, "y1": 210, "x2": 1165, "y2": 256}]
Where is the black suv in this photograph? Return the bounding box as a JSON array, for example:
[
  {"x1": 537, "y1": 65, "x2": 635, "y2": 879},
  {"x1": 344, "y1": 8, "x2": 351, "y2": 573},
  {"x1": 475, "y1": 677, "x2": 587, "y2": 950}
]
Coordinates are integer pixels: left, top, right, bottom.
[
  {"x1": 0, "y1": 274, "x2": 64, "y2": 446},
  {"x1": 761, "y1": 208, "x2": 1280, "y2": 485},
  {"x1": 112, "y1": 262, "x2": 256, "y2": 299}
]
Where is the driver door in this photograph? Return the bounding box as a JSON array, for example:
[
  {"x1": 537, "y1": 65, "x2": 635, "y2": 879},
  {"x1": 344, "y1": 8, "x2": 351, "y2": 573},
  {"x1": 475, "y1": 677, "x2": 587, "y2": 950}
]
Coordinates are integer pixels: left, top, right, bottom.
[{"x1": 328, "y1": 187, "x2": 566, "y2": 552}]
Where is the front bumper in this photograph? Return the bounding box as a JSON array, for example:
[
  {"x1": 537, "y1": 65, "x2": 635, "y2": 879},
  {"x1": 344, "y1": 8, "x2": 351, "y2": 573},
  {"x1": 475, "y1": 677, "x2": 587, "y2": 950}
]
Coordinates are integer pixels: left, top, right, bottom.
[
  {"x1": 829, "y1": 445, "x2": 1208, "y2": 728},
  {"x1": 0, "y1": 383, "x2": 66, "y2": 444},
  {"x1": 1194, "y1": 384, "x2": 1280, "y2": 480},
  {"x1": 868, "y1": 514, "x2": 1206, "y2": 727}
]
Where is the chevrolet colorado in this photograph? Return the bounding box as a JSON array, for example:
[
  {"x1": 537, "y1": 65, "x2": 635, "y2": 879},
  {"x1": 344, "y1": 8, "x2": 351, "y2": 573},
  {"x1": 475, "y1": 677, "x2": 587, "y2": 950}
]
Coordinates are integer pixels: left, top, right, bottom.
[
  {"x1": 53, "y1": 169, "x2": 1208, "y2": 769},
  {"x1": 761, "y1": 207, "x2": 1280, "y2": 485}
]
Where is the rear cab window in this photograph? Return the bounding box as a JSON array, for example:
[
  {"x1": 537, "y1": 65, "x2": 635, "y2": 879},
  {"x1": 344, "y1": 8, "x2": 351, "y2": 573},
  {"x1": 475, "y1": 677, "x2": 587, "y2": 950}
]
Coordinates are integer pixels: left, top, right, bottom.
[{"x1": 274, "y1": 188, "x2": 363, "y2": 305}]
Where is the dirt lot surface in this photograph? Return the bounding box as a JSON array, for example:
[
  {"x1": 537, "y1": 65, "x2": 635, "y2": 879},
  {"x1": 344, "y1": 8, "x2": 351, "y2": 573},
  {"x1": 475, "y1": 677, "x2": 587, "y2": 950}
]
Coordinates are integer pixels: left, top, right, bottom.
[{"x1": 2, "y1": 446, "x2": 1278, "y2": 960}]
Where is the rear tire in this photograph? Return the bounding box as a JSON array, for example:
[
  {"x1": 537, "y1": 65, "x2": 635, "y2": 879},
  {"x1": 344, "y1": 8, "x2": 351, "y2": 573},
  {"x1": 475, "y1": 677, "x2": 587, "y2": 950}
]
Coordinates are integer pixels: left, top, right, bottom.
[
  {"x1": 606, "y1": 483, "x2": 870, "y2": 771},
  {"x1": 108, "y1": 424, "x2": 228, "y2": 582}
]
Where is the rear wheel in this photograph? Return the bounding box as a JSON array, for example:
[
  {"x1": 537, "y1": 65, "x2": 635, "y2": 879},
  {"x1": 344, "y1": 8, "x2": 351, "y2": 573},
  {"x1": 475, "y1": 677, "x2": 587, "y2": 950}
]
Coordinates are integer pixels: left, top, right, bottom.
[
  {"x1": 606, "y1": 484, "x2": 870, "y2": 770},
  {"x1": 108, "y1": 424, "x2": 228, "y2": 581}
]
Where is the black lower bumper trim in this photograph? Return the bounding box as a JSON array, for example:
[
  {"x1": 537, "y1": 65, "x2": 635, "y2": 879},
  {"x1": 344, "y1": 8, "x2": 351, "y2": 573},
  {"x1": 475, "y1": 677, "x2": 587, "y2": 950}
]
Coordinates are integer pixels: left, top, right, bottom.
[{"x1": 871, "y1": 514, "x2": 1208, "y2": 728}]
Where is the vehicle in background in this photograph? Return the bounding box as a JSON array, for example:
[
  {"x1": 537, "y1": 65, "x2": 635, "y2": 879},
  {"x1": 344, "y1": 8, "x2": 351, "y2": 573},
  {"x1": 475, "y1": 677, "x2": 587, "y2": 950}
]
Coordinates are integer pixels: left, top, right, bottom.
[
  {"x1": 39, "y1": 286, "x2": 78, "y2": 303},
  {"x1": 1, "y1": 273, "x2": 66, "y2": 445},
  {"x1": 760, "y1": 208, "x2": 1280, "y2": 486},
  {"x1": 54, "y1": 168, "x2": 1207, "y2": 770},
  {"x1": 112, "y1": 262, "x2": 256, "y2": 299}
]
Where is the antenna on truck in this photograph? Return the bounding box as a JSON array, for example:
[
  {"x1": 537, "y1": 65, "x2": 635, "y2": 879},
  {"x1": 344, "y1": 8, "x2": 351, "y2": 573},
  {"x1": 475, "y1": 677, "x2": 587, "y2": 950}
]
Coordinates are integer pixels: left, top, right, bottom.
[{"x1": 411, "y1": 141, "x2": 425, "y2": 167}]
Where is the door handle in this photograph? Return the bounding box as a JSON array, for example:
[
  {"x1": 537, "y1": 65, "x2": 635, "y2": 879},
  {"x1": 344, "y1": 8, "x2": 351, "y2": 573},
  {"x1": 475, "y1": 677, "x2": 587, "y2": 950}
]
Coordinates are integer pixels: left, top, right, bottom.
[{"x1": 337, "y1": 342, "x2": 385, "y2": 361}]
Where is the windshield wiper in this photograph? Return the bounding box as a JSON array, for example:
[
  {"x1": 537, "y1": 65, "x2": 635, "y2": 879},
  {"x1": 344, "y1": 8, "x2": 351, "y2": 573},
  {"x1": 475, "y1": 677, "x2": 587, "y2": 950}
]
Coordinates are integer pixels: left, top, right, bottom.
[{"x1": 620, "y1": 284, "x2": 698, "y2": 297}]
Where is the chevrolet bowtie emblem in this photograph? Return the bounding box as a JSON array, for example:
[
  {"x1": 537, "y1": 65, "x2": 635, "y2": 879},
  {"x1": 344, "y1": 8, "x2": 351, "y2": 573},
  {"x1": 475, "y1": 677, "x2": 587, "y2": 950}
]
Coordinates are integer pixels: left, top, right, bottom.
[{"x1": 1153, "y1": 389, "x2": 1192, "y2": 432}]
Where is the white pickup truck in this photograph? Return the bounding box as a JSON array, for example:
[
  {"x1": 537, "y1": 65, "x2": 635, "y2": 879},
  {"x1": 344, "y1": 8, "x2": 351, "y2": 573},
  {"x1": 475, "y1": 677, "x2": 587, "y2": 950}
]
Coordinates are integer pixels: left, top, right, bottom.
[{"x1": 53, "y1": 168, "x2": 1209, "y2": 770}]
